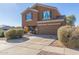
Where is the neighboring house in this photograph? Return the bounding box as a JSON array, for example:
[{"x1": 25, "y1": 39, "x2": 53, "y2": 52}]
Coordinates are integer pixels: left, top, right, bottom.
[{"x1": 21, "y1": 3, "x2": 66, "y2": 34}]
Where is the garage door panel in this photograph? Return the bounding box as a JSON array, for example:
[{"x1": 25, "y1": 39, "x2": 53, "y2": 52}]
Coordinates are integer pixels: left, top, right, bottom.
[{"x1": 37, "y1": 25, "x2": 61, "y2": 35}]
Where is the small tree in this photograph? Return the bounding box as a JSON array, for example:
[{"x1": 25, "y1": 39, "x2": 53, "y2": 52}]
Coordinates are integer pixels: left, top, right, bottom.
[{"x1": 66, "y1": 15, "x2": 76, "y2": 26}]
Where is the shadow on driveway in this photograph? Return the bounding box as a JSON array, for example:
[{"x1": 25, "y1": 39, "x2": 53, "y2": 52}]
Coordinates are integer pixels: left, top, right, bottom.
[
  {"x1": 29, "y1": 34, "x2": 57, "y2": 39},
  {"x1": 6, "y1": 37, "x2": 29, "y2": 43}
]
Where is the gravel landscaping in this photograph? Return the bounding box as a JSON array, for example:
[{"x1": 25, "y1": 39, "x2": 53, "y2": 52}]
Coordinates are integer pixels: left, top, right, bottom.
[{"x1": 0, "y1": 35, "x2": 79, "y2": 55}]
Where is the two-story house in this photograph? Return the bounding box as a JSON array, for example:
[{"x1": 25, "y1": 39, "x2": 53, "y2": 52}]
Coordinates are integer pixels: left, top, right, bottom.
[{"x1": 21, "y1": 3, "x2": 66, "y2": 34}]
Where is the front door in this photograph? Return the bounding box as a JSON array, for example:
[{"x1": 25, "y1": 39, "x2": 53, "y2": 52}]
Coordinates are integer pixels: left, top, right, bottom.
[{"x1": 29, "y1": 26, "x2": 36, "y2": 34}]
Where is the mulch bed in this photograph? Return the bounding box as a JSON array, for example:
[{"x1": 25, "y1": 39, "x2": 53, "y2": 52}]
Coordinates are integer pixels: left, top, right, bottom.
[{"x1": 37, "y1": 50, "x2": 63, "y2": 55}]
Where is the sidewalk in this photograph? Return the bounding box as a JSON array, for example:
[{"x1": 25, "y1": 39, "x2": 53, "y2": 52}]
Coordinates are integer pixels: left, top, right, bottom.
[{"x1": 0, "y1": 35, "x2": 79, "y2": 55}]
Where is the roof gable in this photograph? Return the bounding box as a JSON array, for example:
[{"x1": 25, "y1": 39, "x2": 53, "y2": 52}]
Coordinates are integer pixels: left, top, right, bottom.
[
  {"x1": 31, "y1": 3, "x2": 57, "y2": 9},
  {"x1": 21, "y1": 8, "x2": 38, "y2": 14},
  {"x1": 21, "y1": 3, "x2": 59, "y2": 15}
]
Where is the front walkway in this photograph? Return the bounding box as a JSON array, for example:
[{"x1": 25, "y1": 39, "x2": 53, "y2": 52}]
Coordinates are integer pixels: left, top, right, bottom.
[{"x1": 0, "y1": 35, "x2": 79, "y2": 55}]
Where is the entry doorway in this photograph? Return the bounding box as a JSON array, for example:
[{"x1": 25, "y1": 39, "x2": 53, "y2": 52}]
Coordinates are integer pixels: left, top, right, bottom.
[{"x1": 28, "y1": 26, "x2": 36, "y2": 34}]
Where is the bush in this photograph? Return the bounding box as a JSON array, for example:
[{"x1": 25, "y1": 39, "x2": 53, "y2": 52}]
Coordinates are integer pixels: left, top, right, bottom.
[
  {"x1": 0, "y1": 29, "x2": 4, "y2": 37},
  {"x1": 71, "y1": 27, "x2": 79, "y2": 40},
  {"x1": 57, "y1": 25, "x2": 79, "y2": 48},
  {"x1": 68, "y1": 27, "x2": 79, "y2": 48},
  {"x1": 16, "y1": 29, "x2": 24, "y2": 38},
  {"x1": 4, "y1": 29, "x2": 24, "y2": 39},
  {"x1": 57, "y1": 25, "x2": 73, "y2": 47},
  {"x1": 4, "y1": 29, "x2": 16, "y2": 39}
]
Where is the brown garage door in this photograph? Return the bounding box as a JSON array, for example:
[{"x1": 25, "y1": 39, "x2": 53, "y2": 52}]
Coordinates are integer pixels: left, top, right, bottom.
[{"x1": 37, "y1": 23, "x2": 61, "y2": 35}]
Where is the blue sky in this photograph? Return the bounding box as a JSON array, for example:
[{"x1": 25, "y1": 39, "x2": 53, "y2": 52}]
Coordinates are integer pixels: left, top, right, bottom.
[{"x1": 0, "y1": 3, "x2": 79, "y2": 26}]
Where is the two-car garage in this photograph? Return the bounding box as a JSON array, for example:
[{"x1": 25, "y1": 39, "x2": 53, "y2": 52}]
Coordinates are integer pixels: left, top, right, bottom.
[{"x1": 37, "y1": 20, "x2": 65, "y2": 35}]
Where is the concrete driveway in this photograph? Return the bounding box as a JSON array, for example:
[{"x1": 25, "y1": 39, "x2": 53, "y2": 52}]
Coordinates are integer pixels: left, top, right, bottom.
[{"x1": 0, "y1": 34, "x2": 79, "y2": 55}]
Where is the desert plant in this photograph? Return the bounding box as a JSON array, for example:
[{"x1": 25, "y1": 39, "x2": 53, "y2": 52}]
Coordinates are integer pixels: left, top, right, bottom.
[
  {"x1": 4, "y1": 29, "x2": 16, "y2": 39},
  {"x1": 68, "y1": 27, "x2": 79, "y2": 48},
  {"x1": 16, "y1": 29, "x2": 24, "y2": 38},
  {"x1": 71, "y1": 28, "x2": 79, "y2": 40},
  {"x1": 4, "y1": 28, "x2": 24, "y2": 39},
  {"x1": 66, "y1": 15, "x2": 76, "y2": 26},
  {"x1": 68, "y1": 39, "x2": 79, "y2": 48},
  {"x1": 0, "y1": 29, "x2": 4, "y2": 37},
  {"x1": 57, "y1": 25, "x2": 73, "y2": 46},
  {"x1": 57, "y1": 25, "x2": 79, "y2": 48}
]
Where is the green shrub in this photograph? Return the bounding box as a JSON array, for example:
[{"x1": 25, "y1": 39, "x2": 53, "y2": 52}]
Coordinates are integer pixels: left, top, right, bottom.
[
  {"x1": 4, "y1": 29, "x2": 16, "y2": 39},
  {"x1": 57, "y1": 25, "x2": 73, "y2": 47},
  {"x1": 16, "y1": 29, "x2": 24, "y2": 38},
  {"x1": 0, "y1": 29, "x2": 4, "y2": 37},
  {"x1": 4, "y1": 28, "x2": 24, "y2": 39}
]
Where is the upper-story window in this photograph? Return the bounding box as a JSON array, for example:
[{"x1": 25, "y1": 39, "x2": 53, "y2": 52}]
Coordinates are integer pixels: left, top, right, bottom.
[
  {"x1": 26, "y1": 13, "x2": 32, "y2": 21},
  {"x1": 42, "y1": 11, "x2": 51, "y2": 20}
]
